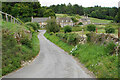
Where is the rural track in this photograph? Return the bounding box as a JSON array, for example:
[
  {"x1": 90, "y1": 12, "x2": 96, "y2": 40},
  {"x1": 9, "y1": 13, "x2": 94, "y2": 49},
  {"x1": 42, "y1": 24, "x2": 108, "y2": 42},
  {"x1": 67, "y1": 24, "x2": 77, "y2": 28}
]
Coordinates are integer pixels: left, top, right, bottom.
[{"x1": 3, "y1": 30, "x2": 93, "y2": 78}]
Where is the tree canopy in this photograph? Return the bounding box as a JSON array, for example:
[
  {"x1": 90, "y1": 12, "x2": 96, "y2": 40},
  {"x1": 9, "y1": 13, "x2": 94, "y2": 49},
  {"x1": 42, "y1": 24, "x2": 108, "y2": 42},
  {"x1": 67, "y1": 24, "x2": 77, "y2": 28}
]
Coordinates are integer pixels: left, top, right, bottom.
[{"x1": 2, "y1": 2, "x2": 55, "y2": 22}]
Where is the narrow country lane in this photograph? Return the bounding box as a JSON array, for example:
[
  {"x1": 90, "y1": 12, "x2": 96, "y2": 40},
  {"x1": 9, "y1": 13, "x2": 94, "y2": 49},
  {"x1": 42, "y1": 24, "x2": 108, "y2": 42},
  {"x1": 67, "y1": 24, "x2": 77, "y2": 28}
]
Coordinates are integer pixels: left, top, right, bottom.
[{"x1": 3, "y1": 30, "x2": 93, "y2": 78}]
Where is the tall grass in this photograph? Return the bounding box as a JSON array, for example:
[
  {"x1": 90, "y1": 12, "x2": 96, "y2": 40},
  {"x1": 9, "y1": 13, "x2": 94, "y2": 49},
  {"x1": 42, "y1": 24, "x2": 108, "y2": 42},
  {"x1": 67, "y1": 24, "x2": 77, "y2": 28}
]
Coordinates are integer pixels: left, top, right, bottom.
[
  {"x1": 72, "y1": 44, "x2": 118, "y2": 78},
  {"x1": 45, "y1": 32, "x2": 118, "y2": 78},
  {"x1": 44, "y1": 32, "x2": 74, "y2": 52}
]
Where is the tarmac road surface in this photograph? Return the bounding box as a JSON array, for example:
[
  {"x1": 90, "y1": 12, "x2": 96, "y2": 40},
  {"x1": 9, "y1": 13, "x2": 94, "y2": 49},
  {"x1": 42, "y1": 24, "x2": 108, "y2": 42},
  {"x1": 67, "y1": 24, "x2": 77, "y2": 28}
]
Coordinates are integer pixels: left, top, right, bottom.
[{"x1": 4, "y1": 30, "x2": 93, "y2": 78}]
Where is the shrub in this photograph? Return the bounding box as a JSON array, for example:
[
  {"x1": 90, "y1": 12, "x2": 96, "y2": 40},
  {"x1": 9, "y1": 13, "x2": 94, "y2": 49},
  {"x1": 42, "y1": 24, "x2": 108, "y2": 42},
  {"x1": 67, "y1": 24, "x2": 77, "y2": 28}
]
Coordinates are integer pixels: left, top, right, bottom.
[
  {"x1": 64, "y1": 25, "x2": 72, "y2": 33},
  {"x1": 67, "y1": 34, "x2": 79, "y2": 45},
  {"x1": 78, "y1": 22, "x2": 83, "y2": 25},
  {"x1": 50, "y1": 32, "x2": 54, "y2": 35},
  {"x1": 105, "y1": 42, "x2": 116, "y2": 55},
  {"x1": 105, "y1": 26, "x2": 115, "y2": 33},
  {"x1": 71, "y1": 17, "x2": 78, "y2": 23},
  {"x1": 25, "y1": 22, "x2": 38, "y2": 31},
  {"x1": 33, "y1": 22, "x2": 40, "y2": 29},
  {"x1": 46, "y1": 18, "x2": 60, "y2": 33},
  {"x1": 87, "y1": 24, "x2": 96, "y2": 32}
]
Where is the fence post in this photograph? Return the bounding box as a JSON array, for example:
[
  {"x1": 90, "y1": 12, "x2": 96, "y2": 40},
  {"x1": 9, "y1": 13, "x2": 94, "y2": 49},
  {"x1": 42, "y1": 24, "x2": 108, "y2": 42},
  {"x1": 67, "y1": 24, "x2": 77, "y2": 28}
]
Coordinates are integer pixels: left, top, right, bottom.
[
  {"x1": 118, "y1": 27, "x2": 120, "y2": 39},
  {"x1": 11, "y1": 16, "x2": 12, "y2": 23},
  {"x1": 6, "y1": 13, "x2": 8, "y2": 22},
  {"x1": 14, "y1": 18, "x2": 15, "y2": 24}
]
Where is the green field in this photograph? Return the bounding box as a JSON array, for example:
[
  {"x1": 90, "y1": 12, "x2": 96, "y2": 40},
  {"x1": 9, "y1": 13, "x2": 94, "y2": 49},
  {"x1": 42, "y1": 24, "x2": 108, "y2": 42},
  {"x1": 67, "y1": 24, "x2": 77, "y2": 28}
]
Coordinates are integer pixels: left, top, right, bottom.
[{"x1": 90, "y1": 17, "x2": 112, "y2": 24}]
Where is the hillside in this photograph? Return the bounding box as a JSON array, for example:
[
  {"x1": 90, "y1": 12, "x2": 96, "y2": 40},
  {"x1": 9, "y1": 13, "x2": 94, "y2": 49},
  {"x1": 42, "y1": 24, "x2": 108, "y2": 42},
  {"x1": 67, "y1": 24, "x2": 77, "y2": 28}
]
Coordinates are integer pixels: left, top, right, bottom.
[{"x1": 2, "y1": 21, "x2": 40, "y2": 76}]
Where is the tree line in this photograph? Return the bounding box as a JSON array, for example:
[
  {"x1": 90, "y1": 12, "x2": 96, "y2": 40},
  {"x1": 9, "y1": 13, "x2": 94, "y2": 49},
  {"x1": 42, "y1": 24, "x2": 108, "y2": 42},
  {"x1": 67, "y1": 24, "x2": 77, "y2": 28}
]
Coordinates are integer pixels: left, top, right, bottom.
[
  {"x1": 2, "y1": 2, "x2": 120, "y2": 23},
  {"x1": 48, "y1": 3, "x2": 119, "y2": 22},
  {"x1": 2, "y1": 2, "x2": 55, "y2": 22}
]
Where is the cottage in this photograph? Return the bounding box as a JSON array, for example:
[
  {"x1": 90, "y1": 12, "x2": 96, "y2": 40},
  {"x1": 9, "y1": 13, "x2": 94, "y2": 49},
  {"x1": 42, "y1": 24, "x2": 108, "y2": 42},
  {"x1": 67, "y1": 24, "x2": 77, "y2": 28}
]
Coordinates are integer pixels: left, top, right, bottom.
[
  {"x1": 79, "y1": 17, "x2": 91, "y2": 25},
  {"x1": 32, "y1": 17, "x2": 50, "y2": 27},
  {"x1": 56, "y1": 17, "x2": 74, "y2": 27},
  {"x1": 31, "y1": 17, "x2": 73, "y2": 27}
]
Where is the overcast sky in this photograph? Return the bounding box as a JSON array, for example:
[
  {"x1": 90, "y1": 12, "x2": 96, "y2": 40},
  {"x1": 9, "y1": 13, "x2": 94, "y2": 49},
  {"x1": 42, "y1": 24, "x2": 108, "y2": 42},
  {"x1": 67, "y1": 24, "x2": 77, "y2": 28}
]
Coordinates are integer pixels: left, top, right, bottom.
[{"x1": 38, "y1": 0, "x2": 120, "y2": 7}]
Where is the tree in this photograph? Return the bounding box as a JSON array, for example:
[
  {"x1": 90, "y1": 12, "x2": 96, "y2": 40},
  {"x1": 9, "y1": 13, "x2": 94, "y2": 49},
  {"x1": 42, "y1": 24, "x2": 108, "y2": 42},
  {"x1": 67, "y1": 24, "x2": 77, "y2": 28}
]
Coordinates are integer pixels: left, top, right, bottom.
[
  {"x1": 87, "y1": 24, "x2": 96, "y2": 32},
  {"x1": 105, "y1": 26, "x2": 115, "y2": 33},
  {"x1": 46, "y1": 18, "x2": 60, "y2": 33},
  {"x1": 116, "y1": 8, "x2": 120, "y2": 23},
  {"x1": 43, "y1": 9, "x2": 55, "y2": 17},
  {"x1": 71, "y1": 17, "x2": 78, "y2": 23},
  {"x1": 64, "y1": 25, "x2": 72, "y2": 33}
]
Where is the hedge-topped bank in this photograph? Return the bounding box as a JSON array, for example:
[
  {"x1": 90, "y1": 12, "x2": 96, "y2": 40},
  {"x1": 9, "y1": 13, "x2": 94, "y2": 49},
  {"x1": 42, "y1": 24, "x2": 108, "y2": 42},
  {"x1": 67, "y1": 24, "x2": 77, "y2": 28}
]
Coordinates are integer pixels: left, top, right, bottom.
[
  {"x1": 2, "y1": 21, "x2": 40, "y2": 76},
  {"x1": 44, "y1": 32, "x2": 118, "y2": 78}
]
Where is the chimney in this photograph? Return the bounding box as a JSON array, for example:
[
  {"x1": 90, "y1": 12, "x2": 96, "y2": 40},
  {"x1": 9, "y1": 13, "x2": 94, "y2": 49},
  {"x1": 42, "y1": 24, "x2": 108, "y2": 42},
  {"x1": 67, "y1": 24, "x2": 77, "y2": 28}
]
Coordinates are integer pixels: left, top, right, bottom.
[{"x1": 31, "y1": 16, "x2": 33, "y2": 22}]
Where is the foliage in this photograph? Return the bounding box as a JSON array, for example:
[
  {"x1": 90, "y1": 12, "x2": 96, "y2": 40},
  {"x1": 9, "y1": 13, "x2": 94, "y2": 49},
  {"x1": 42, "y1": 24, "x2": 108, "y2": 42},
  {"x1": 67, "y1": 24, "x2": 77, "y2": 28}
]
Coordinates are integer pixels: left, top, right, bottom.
[
  {"x1": 45, "y1": 32, "x2": 118, "y2": 78},
  {"x1": 67, "y1": 34, "x2": 79, "y2": 45},
  {"x1": 78, "y1": 22, "x2": 83, "y2": 25},
  {"x1": 49, "y1": 3, "x2": 84, "y2": 15},
  {"x1": 72, "y1": 44, "x2": 118, "y2": 78},
  {"x1": 115, "y1": 8, "x2": 120, "y2": 23},
  {"x1": 46, "y1": 18, "x2": 60, "y2": 33},
  {"x1": 87, "y1": 24, "x2": 96, "y2": 32},
  {"x1": 71, "y1": 17, "x2": 78, "y2": 23},
  {"x1": 105, "y1": 26, "x2": 115, "y2": 33},
  {"x1": 2, "y1": 21, "x2": 40, "y2": 76},
  {"x1": 16, "y1": 18, "x2": 24, "y2": 25},
  {"x1": 105, "y1": 42, "x2": 116, "y2": 55},
  {"x1": 2, "y1": 2, "x2": 55, "y2": 22},
  {"x1": 55, "y1": 33, "x2": 79, "y2": 46},
  {"x1": 84, "y1": 6, "x2": 118, "y2": 20},
  {"x1": 33, "y1": 22, "x2": 40, "y2": 29},
  {"x1": 25, "y1": 22, "x2": 38, "y2": 32},
  {"x1": 44, "y1": 32, "x2": 74, "y2": 52},
  {"x1": 43, "y1": 9, "x2": 55, "y2": 17},
  {"x1": 64, "y1": 25, "x2": 72, "y2": 33}
]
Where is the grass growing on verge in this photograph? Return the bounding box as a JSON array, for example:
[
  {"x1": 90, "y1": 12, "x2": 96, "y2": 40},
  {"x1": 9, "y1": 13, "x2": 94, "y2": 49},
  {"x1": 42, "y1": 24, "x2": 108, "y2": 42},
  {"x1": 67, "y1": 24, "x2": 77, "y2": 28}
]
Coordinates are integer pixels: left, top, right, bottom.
[
  {"x1": 2, "y1": 21, "x2": 40, "y2": 76},
  {"x1": 44, "y1": 32, "x2": 118, "y2": 78},
  {"x1": 72, "y1": 44, "x2": 118, "y2": 78},
  {"x1": 44, "y1": 32, "x2": 74, "y2": 52}
]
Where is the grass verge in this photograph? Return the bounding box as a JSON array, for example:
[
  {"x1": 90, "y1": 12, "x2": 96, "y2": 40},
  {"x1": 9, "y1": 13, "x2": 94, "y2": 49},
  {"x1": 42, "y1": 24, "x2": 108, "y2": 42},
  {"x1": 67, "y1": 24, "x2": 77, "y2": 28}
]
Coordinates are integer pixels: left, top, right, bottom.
[
  {"x1": 44, "y1": 32, "x2": 74, "y2": 52},
  {"x1": 2, "y1": 21, "x2": 40, "y2": 76},
  {"x1": 44, "y1": 32, "x2": 118, "y2": 78}
]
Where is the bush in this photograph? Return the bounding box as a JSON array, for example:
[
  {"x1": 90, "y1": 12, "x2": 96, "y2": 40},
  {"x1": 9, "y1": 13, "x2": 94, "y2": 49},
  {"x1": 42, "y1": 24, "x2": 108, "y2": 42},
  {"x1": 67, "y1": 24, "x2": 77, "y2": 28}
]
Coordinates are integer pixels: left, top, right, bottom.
[
  {"x1": 71, "y1": 17, "x2": 78, "y2": 23},
  {"x1": 25, "y1": 22, "x2": 38, "y2": 31},
  {"x1": 87, "y1": 24, "x2": 96, "y2": 32},
  {"x1": 105, "y1": 26, "x2": 115, "y2": 33},
  {"x1": 78, "y1": 22, "x2": 83, "y2": 25},
  {"x1": 105, "y1": 42, "x2": 116, "y2": 55},
  {"x1": 67, "y1": 34, "x2": 79, "y2": 45},
  {"x1": 33, "y1": 22, "x2": 40, "y2": 29},
  {"x1": 64, "y1": 25, "x2": 72, "y2": 33},
  {"x1": 46, "y1": 18, "x2": 60, "y2": 33},
  {"x1": 50, "y1": 32, "x2": 54, "y2": 35}
]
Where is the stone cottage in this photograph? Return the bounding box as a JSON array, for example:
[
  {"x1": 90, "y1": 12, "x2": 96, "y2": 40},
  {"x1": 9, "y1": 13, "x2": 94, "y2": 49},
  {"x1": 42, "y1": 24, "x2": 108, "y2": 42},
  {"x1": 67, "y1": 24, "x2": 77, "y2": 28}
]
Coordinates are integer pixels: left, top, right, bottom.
[
  {"x1": 31, "y1": 17, "x2": 73, "y2": 27},
  {"x1": 32, "y1": 17, "x2": 50, "y2": 27},
  {"x1": 56, "y1": 17, "x2": 74, "y2": 27}
]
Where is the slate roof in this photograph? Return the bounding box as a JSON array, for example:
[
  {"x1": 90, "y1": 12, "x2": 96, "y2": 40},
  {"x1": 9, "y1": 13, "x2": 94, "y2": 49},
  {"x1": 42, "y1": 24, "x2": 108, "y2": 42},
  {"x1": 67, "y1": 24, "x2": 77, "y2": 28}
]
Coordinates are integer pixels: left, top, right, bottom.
[
  {"x1": 56, "y1": 17, "x2": 73, "y2": 22},
  {"x1": 32, "y1": 18, "x2": 49, "y2": 23}
]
